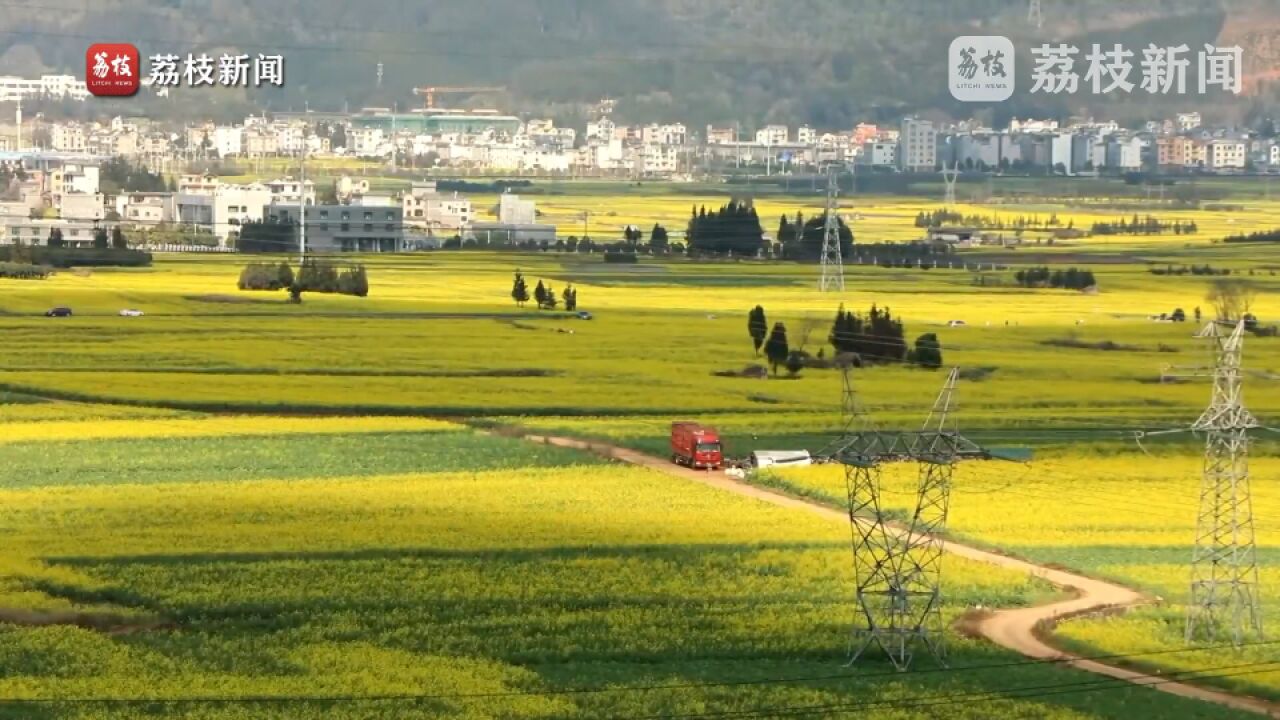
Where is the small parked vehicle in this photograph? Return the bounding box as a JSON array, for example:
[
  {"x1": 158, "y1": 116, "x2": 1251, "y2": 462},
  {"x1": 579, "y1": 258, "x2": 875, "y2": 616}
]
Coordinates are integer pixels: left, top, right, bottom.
[
  {"x1": 119, "y1": 309, "x2": 144, "y2": 317},
  {"x1": 45, "y1": 307, "x2": 72, "y2": 317},
  {"x1": 947, "y1": 319, "x2": 967, "y2": 327},
  {"x1": 576, "y1": 311, "x2": 593, "y2": 320}
]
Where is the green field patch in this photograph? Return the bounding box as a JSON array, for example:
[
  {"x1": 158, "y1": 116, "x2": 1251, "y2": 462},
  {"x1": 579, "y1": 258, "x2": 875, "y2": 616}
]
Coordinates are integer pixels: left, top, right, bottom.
[{"x1": 0, "y1": 431, "x2": 601, "y2": 489}]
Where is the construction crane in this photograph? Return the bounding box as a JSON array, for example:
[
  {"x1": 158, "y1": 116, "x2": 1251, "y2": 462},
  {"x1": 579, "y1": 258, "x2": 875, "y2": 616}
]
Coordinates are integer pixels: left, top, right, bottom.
[{"x1": 411, "y1": 86, "x2": 506, "y2": 110}]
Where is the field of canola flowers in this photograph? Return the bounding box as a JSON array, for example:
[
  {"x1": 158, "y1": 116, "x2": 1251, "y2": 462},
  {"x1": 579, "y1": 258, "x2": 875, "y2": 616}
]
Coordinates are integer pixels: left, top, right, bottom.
[
  {"x1": 0, "y1": 189, "x2": 1278, "y2": 717},
  {"x1": 0, "y1": 411, "x2": 1256, "y2": 719},
  {"x1": 761, "y1": 451, "x2": 1280, "y2": 702}
]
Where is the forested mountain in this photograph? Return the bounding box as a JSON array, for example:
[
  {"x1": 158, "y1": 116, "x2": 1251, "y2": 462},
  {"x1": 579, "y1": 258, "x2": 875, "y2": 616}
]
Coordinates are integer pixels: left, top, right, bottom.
[{"x1": 3, "y1": 0, "x2": 1280, "y2": 127}]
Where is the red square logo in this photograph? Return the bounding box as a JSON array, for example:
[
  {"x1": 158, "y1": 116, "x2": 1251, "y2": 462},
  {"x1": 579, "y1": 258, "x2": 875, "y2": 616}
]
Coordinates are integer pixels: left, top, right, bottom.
[{"x1": 86, "y1": 43, "x2": 140, "y2": 96}]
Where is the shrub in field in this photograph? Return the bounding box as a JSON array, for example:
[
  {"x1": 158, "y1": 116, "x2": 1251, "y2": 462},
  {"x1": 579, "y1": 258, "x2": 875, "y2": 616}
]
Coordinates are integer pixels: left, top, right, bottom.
[
  {"x1": 0, "y1": 262, "x2": 53, "y2": 280},
  {"x1": 243, "y1": 259, "x2": 368, "y2": 296},
  {"x1": 0, "y1": 246, "x2": 152, "y2": 268},
  {"x1": 911, "y1": 333, "x2": 943, "y2": 369},
  {"x1": 239, "y1": 262, "x2": 288, "y2": 291},
  {"x1": 1014, "y1": 266, "x2": 1096, "y2": 290}
]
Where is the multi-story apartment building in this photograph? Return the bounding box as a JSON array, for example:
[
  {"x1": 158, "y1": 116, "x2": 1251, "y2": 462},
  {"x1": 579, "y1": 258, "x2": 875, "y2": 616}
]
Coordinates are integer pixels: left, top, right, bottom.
[
  {"x1": 1208, "y1": 139, "x2": 1247, "y2": 169},
  {"x1": 898, "y1": 117, "x2": 937, "y2": 172},
  {"x1": 269, "y1": 199, "x2": 404, "y2": 252},
  {"x1": 50, "y1": 123, "x2": 86, "y2": 152},
  {"x1": 402, "y1": 181, "x2": 472, "y2": 234},
  {"x1": 755, "y1": 125, "x2": 788, "y2": 146},
  {"x1": 0, "y1": 74, "x2": 89, "y2": 103}
]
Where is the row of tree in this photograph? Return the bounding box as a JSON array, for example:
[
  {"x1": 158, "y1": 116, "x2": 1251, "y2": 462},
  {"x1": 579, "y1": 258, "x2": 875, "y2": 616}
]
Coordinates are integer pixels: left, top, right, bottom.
[
  {"x1": 776, "y1": 212, "x2": 854, "y2": 260},
  {"x1": 1223, "y1": 228, "x2": 1280, "y2": 244},
  {"x1": 239, "y1": 259, "x2": 369, "y2": 297},
  {"x1": 1090, "y1": 215, "x2": 1198, "y2": 236},
  {"x1": 511, "y1": 271, "x2": 579, "y2": 311},
  {"x1": 915, "y1": 210, "x2": 1069, "y2": 229},
  {"x1": 1149, "y1": 264, "x2": 1231, "y2": 277},
  {"x1": 1013, "y1": 266, "x2": 1097, "y2": 290},
  {"x1": 686, "y1": 201, "x2": 767, "y2": 256}
]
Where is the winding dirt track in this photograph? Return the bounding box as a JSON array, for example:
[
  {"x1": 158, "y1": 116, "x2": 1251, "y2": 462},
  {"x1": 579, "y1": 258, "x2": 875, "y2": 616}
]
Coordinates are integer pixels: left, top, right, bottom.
[{"x1": 523, "y1": 433, "x2": 1280, "y2": 718}]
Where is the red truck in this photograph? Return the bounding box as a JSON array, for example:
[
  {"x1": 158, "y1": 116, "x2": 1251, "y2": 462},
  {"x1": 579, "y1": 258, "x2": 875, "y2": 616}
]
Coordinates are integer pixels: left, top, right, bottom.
[{"x1": 670, "y1": 422, "x2": 723, "y2": 470}]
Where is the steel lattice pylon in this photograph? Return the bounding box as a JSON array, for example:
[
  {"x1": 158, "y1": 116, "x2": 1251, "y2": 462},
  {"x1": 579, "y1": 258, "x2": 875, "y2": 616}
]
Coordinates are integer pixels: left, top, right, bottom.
[
  {"x1": 836, "y1": 368, "x2": 983, "y2": 670},
  {"x1": 820, "y1": 166, "x2": 845, "y2": 292},
  {"x1": 941, "y1": 162, "x2": 959, "y2": 207},
  {"x1": 1187, "y1": 320, "x2": 1263, "y2": 647}
]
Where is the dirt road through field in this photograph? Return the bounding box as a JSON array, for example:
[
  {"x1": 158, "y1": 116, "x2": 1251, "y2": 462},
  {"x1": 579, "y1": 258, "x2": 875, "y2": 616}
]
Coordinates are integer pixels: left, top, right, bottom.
[{"x1": 523, "y1": 433, "x2": 1280, "y2": 717}]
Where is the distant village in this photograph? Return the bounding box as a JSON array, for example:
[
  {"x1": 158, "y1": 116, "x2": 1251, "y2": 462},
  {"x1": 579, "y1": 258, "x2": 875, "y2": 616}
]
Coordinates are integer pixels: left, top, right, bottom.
[{"x1": 1, "y1": 72, "x2": 1277, "y2": 252}]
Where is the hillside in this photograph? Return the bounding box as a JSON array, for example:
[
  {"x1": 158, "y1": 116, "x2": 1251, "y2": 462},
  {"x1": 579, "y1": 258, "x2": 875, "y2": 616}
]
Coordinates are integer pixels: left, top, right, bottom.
[{"x1": 2, "y1": 0, "x2": 1278, "y2": 126}]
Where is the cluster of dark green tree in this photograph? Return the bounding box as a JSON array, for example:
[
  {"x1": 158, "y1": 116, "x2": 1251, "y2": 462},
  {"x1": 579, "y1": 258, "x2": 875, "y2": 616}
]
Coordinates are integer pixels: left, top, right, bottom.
[
  {"x1": 747, "y1": 304, "x2": 940, "y2": 377},
  {"x1": 829, "y1": 304, "x2": 909, "y2": 363},
  {"x1": 295, "y1": 258, "x2": 369, "y2": 297},
  {"x1": 99, "y1": 157, "x2": 171, "y2": 194},
  {"x1": 0, "y1": 227, "x2": 150, "y2": 267},
  {"x1": 510, "y1": 271, "x2": 578, "y2": 311},
  {"x1": 81, "y1": 226, "x2": 130, "y2": 250},
  {"x1": 1091, "y1": 215, "x2": 1197, "y2": 236},
  {"x1": 686, "y1": 201, "x2": 765, "y2": 256},
  {"x1": 775, "y1": 212, "x2": 854, "y2": 260},
  {"x1": 1224, "y1": 228, "x2": 1280, "y2": 244},
  {"x1": 1149, "y1": 264, "x2": 1232, "y2": 277},
  {"x1": 915, "y1": 210, "x2": 1069, "y2": 229},
  {"x1": 0, "y1": 262, "x2": 51, "y2": 279},
  {"x1": 1014, "y1": 266, "x2": 1097, "y2": 290},
  {"x1": 240, "y1": 259, "x2": 368, "y2": 297},
  {"x1": 238, "y1": 261, "x2": 296, "y2": 291},
  {"x1": 237, "y1": 218, "x2": 297, "y2": 253},
  {"x1": 848, "y1": 242, "x2": 954, "y2": 265}
]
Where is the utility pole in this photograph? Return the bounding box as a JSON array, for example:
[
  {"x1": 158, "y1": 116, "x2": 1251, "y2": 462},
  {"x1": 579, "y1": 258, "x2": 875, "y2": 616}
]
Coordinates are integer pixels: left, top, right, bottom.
[
  {"x1": 1186, "y1": 319, "x2": 1263, "y2": 647},
  {"x1": 298, "y1": 129, "x2": 307, "y2": 264},
  {"x1": 819, "y1": 165, "x2": 845, "y2": 292},
  {"x1": 14, "y1": 95, "x2": 21, "y2": 152}
]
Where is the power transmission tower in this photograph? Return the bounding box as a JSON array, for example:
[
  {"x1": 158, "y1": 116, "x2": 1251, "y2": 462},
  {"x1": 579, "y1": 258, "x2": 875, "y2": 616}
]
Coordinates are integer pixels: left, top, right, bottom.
[
  {"x1": 820, "y1": 165, "x2": 845, "y2": 292},
  {"x1": 1186, "y1": 320, "x2": 1263, "y2": 647},
  {"x1": 1028, "y1": 0, "x2": 1044, "y2": 29},
  {"x1": 941, "y1": 162, "x2": 959, "y2": 207},
  {"x1": 831, "y1": 369, "x2": 1001, "y2": 670}
]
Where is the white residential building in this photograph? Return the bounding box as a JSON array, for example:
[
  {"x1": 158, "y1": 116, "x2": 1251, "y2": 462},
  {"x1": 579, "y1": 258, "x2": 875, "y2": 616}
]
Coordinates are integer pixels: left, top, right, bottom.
[
  {"x1": 755, "y1": 125, "x2": 788, "y2": 146},
  {"x1": 1208, "y1": 139, "x2": 1247, "y2": 169},
  {"x1": 797, "y1": 126, "x2": 817, "y2": 145},
  {"x1": 498, "y1": 194, "x2": 536, "y2": 225},
  {"x1": 213, "y1": 126, "x2": 243, "y2": 157},
  {"x1": 898, "y1": 117, "x2": 937, "y2": 172},
  {"x1": 860, "y1": 141, "x2": 898, "y2": 168},
  {"x1": 50, "y1": 123, "x2": 86, "y2": 152},
  {"x1": 402, "y1": 181, "x2": 472, "y2": 234},
  {"x1": 706, "y1": 126, "x2": 736, "y2": 145},
  {"x1": 264, "y1": 177, "x2": 316, "y2": 207},
  {"x1": 0, "y1": 74, "x2": 89, "y2": 103},
  {"x1": 1177, "y1": 112, "x2": 1203, "y2": 131}
]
